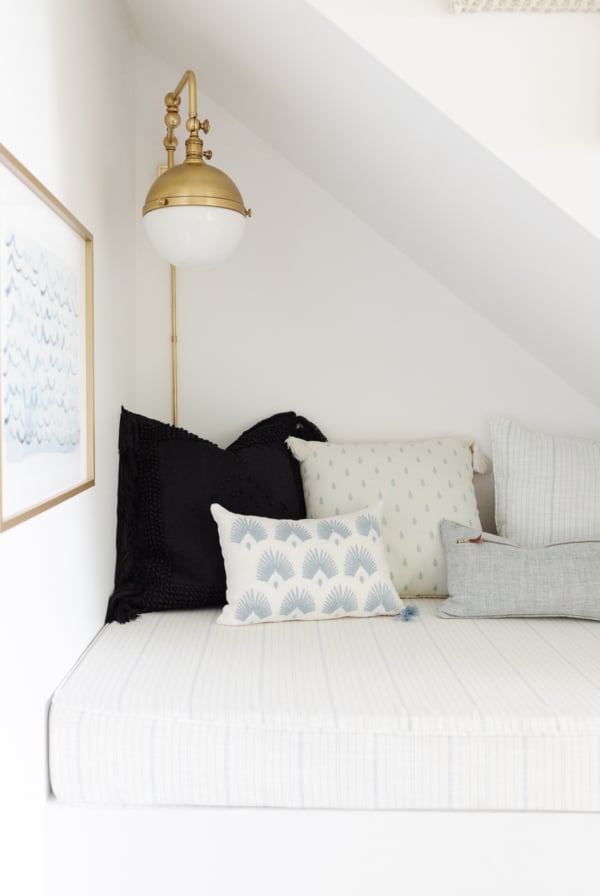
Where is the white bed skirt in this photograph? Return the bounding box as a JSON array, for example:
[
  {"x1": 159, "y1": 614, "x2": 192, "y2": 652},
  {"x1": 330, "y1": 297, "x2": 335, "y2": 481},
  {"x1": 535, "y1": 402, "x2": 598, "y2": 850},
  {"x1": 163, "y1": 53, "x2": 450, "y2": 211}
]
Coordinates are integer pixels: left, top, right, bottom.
[{"x1": 45, "y1": 799, "x2": 600, "y2": 896}]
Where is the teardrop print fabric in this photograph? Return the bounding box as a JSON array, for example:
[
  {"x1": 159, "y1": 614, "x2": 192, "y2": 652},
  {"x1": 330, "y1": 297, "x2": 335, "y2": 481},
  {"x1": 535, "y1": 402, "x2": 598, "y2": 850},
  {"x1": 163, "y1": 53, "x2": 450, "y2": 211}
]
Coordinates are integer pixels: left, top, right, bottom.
[{"x1": 287, "y1": 436, "x2": 485, "y2": 596}]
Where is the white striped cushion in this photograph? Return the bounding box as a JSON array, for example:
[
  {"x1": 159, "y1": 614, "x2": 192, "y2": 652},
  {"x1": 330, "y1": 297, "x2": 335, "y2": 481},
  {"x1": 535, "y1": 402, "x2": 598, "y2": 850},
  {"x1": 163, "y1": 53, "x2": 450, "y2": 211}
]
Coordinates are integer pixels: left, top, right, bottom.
[
  {"x1": 49, "y1": 602, "x2": 600, "y2": 810},
  {"x1": 491, "y1": 418, "x2": 600, "y2": 546}
]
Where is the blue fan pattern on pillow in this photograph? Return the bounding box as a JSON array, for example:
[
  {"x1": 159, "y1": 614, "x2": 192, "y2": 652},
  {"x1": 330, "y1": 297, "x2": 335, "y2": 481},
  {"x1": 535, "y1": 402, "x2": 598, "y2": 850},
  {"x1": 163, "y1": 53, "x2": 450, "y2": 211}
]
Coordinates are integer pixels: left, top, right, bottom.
[
  {"x1": 323, "y1": 586, "x2": 358, "y2": 615},
  {"x1": 303, "y1": 549, "x2": 338, "y2": 581},
  {"x1": 235, "y1": 590, "x2": 272, "y2": 622},
  {"x1": 231, "y1": 517, "x2": 268, "y2": 545},
  {"x1": 317, "y1": 519, "x2": 352, "y2": 542},
  {"x1": 280, "y1": 587, "x2": 316, "y2": 617},
  {"x1": 212, "y1": 502, "x2": 414, "y2": 625},
  {"x1": 257, "y1": 550, "x2": 295, "y2": 586},
  {"x1": 364, "y1": 582, "x2": 397, "y2": 613},
  {"x1": 275, "y1": 521, "x2": 312, "y2": 544},
  {"x1": 344, "y1": 546, "x2": 377, "y2": 579},
  {"x1": 356, "y1": 512, "x2": 381, "y2": 541}
]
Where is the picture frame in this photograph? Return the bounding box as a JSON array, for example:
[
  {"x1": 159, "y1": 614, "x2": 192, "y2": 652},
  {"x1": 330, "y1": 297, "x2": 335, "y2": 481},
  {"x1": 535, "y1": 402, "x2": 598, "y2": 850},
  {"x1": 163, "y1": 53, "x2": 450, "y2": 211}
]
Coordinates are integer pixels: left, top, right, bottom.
[{"x1": 0, "y1": 144, "x2": 94, "y2": 531}]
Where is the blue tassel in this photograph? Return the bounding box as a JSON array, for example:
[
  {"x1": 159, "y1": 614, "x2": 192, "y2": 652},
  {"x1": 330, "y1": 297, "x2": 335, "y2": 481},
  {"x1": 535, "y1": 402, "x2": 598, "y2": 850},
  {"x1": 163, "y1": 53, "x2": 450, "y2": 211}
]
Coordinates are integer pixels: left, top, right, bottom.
[{"x1": 397, "y1": 604, "x2": 419, "y2": 622}]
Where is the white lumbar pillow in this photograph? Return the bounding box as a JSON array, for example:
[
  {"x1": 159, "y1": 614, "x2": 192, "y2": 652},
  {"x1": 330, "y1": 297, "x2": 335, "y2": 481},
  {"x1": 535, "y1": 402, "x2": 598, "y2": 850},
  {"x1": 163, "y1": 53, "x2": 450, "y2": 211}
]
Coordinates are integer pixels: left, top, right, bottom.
[
  {"x1": 287, "y1": 436, "x2": 488, "y2": 596},
  {"x1": 491, "y1": 417, "x2": 600, "y2": 547},
  {"x1": 211, "y1": 501, "x2": 413, "y2": 625}
]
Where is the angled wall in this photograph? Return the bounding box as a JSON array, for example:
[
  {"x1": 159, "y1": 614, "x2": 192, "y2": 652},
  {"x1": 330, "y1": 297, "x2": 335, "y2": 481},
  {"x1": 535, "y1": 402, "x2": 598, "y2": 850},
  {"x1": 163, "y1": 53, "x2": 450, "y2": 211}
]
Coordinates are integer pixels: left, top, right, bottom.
[
  {"x1": 126, "y1": 0, "x2": 600, "y2": 410},
  {"x1": 134, "y1": 44, "x2": 600, "y2": 537},
  {"x1": 307, "y1": 0, "x2": 600, "y2": 238}
]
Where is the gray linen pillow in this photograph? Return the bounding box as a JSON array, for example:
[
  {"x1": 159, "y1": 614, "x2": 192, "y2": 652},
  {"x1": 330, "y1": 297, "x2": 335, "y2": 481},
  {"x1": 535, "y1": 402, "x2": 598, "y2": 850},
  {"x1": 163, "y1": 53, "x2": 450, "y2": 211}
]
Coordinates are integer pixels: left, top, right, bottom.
[{"x1": 439, "y1": 519, "x2": 600, "y2": 621}]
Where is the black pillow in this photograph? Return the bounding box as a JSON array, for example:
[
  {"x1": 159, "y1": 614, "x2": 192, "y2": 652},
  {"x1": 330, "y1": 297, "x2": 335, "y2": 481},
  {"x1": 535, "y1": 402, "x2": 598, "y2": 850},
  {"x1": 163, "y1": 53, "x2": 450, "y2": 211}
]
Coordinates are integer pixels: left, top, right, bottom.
[{"x1": 105, "y1": 408, "x2": 326, "y2": 623}]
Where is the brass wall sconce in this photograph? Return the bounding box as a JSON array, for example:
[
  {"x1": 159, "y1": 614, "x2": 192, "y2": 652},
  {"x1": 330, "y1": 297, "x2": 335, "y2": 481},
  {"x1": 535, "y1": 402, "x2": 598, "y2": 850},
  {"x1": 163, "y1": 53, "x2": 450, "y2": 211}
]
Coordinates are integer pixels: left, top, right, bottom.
[{"x1": 142, "y1": 69, "x2": 251, "y2": 424}]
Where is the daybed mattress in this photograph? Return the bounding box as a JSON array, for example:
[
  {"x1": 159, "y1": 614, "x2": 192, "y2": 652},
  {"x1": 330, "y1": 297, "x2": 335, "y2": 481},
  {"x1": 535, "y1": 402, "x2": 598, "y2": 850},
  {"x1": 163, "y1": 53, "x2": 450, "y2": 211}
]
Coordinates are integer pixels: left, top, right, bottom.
[{"x1": 49, "y1": 600, "x2": 600, "y2": 810}]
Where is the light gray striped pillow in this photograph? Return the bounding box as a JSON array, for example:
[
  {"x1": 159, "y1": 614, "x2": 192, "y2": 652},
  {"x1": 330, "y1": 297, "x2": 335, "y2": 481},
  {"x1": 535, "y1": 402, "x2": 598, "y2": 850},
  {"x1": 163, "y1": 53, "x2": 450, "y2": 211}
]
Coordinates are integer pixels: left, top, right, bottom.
[
  {"x1": 439, "y1": 519, "x2": 600, "y2": 621},
  {"x1": 491, "y1": 418, "x2": 600, "y2": 547}
]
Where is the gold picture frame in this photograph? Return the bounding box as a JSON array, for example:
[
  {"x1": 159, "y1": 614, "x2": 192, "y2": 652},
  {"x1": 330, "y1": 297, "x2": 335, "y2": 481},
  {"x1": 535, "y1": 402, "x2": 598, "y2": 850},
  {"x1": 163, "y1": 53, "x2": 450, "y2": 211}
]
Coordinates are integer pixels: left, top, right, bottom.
[{"x1": 0, "y1": 144, "x2": 94, "y2": 531}]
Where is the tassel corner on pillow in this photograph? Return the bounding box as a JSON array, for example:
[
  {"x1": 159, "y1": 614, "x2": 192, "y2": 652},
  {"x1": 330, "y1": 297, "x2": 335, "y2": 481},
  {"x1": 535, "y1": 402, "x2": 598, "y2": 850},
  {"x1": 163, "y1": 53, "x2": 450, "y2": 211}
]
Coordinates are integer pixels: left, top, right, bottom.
[
  {"x1": 105, "y1": 587, "x2": 142, "y2": 624},
  {"x1": 397, "y1": 604, "x2": 419, "y2": 622},
  {"x1": 286, "y1": 435, "x2": 309, "y2": 461},
  {"x1": 469, "y1": 441, "x2": 492, "y2": 475}
]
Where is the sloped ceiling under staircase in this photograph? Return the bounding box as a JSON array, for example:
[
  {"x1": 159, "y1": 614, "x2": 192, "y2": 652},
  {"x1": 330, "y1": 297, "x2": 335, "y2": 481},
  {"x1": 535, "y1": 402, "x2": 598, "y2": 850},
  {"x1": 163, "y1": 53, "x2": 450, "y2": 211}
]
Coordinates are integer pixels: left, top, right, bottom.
[{"x1": 123, "y1": 0, "x2": 600, "y2": 408}]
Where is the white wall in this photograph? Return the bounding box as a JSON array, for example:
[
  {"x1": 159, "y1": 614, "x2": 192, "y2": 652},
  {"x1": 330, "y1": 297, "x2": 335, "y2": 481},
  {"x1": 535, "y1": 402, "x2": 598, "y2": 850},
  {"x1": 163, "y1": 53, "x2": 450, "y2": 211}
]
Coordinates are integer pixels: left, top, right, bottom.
[
  {"x1": 0, "y1": 3, "x2": 136, "y2": 894},
  {"x1": 125, "y1": 0, "x2": 600, "y2": 411},
  {"x1": 135, "y1": 44, "x2": 600, "y2": 536},
  {"x1": 306, "y1": 0, "x2": 600, "y2": 239}
]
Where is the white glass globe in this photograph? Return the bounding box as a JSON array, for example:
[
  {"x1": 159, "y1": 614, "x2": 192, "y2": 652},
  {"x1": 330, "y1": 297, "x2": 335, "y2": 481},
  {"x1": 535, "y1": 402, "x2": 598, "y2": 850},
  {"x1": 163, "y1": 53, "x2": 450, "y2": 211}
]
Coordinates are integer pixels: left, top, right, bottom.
[{"x1": 144, "y1": 205, "x2": 246, "y2": 267}]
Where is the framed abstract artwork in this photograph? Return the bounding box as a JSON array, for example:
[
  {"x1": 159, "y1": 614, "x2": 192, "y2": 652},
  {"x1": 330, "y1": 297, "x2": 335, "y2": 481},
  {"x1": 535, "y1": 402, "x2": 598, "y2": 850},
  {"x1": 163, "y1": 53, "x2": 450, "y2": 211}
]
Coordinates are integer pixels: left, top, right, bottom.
[{"x1": 0, "y1": 145, "x2": 94, "y2": 531}]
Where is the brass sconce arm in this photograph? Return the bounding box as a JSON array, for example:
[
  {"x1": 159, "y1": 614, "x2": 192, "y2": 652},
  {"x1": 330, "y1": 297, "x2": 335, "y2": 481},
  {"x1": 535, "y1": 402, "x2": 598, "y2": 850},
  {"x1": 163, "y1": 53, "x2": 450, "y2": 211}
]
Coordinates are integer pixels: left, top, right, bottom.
[
  {"x1": 142, "y1": 69, "x2": 251, "y2": 426},
  {"x1": 145, "y1": 69, "x2": 250, "y2": 216},
  {"x1": 161, "y1": 70, "x2": 212, "y2": 172}
]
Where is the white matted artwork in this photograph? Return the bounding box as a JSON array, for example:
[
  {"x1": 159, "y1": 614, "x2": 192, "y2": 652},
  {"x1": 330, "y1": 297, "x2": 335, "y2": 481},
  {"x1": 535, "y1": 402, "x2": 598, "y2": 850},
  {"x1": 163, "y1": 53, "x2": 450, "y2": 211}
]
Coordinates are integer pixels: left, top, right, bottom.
[{"x1": 0, "y1": 145, "x2": 94, "y2": 531}]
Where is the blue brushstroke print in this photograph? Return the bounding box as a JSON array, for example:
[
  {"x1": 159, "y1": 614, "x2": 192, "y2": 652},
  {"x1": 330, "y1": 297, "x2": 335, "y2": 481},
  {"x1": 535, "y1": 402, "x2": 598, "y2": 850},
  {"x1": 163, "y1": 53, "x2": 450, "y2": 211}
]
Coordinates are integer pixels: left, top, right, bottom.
[{"x1": 2, "y1": 230, "x2": 80, "y2": 461}]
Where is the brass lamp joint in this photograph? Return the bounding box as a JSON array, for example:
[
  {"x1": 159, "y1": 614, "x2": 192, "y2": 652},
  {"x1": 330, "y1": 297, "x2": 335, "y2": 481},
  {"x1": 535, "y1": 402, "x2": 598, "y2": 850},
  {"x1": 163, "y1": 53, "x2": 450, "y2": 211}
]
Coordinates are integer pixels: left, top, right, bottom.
[
  {"x1": 162, "y1": 71, "x2": 215, "y2": 170},
  {"x1": 163, "y1": 93, "x2": 181, "y2": 162},
  {"x1": 185, "y1": 135, "x2": 205, "y2": 162}
]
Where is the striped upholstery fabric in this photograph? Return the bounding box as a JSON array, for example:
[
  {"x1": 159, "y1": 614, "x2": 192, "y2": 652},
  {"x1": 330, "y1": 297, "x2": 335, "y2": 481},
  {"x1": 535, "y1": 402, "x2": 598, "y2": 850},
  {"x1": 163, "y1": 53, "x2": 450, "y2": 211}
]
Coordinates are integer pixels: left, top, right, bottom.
[
  {"x1": 491, "y1": 418, "x2": 600, "y2": 547},
  {"x1": 49, "y1": 601, "x2": 600, "y2": 810}
]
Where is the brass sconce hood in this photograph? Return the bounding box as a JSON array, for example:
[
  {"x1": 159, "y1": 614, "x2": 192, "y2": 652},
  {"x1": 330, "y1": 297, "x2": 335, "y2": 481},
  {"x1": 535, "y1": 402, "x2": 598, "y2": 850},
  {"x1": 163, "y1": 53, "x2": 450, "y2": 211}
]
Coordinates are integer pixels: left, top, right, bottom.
[
  {"x1": 143, "y1": 68, "x2": 250, "y2": 218},
  {"x1": 142, "y1": 68, "x2": 251, "y2": 268}
]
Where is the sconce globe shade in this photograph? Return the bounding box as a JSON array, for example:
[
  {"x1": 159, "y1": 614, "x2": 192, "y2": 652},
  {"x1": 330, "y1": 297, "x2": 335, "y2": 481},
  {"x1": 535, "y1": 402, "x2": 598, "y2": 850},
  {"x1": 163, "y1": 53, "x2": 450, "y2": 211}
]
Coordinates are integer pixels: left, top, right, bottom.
[
  {"x1": 143, "y1": 205, "x2": 245, "y2": 267},
  {"x1": 142, "y1": 155, "x2": 249, "y2": 267}
]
